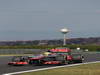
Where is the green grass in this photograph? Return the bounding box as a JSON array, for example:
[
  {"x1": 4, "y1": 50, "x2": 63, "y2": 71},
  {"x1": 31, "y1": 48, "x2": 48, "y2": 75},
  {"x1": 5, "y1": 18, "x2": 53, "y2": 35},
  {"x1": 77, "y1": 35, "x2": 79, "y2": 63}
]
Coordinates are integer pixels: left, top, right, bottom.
[{"x1": 18, "y1": 63, "x2": 100, "y2": 75}]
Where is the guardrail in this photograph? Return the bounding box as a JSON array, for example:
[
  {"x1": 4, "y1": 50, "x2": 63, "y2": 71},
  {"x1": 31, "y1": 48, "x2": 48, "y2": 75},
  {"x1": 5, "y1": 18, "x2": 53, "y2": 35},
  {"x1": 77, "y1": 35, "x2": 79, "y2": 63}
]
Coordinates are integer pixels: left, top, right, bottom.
[{"x1": 0, "y1": 49, "x2": 46, "y2": 54}]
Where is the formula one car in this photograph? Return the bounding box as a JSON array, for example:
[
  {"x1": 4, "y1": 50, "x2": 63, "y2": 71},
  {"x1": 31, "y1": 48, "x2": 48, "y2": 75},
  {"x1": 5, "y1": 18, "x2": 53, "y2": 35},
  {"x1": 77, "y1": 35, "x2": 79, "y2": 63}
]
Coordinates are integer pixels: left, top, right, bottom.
[
  {"x1": 29, "y1": 54, "x2": 66, "y2": 65},
  {"x1": 28, "y1": 54, "x2": 45, "y2": 65},
  {"x1": 48, "y1": 47, "x2": 84, "y2": 64},
  {"x1": 72, "y1": 54, "x2": 84, "y2": 63},
  {"x1": 8, "y1": 56, "x2": 29, "y2": 66}
]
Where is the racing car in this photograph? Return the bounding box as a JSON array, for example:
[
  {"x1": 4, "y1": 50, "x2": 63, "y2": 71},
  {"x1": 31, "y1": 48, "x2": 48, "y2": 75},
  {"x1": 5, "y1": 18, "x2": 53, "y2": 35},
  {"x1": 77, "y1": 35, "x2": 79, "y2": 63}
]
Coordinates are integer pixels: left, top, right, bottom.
[
  {"x1": 72, "y1": 54, "x2": 84, "y2": 63},
  {"x1": 28, "y1": 54, "x2": 66, "y2": 65},
  {"x1": 28, "y1": 54, "x2": 44, "y2": 65},
  {"x1": 8, "y1": 56, "x2": 29, "y2": 66},
  {"x1": 47, "y1": 47, "x2": 84, "y2": 64}
]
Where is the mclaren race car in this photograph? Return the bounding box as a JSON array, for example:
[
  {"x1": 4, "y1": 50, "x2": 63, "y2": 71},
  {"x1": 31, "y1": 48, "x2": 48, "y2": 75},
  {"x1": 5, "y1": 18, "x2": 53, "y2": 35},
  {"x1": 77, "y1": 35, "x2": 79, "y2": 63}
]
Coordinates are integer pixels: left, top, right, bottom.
[
  {"x1": 8, "y1": 56, "x2": 29, "y2": 66},
  {"x1": 29, "y1": 54, "x2": 66, "y2": 65}
]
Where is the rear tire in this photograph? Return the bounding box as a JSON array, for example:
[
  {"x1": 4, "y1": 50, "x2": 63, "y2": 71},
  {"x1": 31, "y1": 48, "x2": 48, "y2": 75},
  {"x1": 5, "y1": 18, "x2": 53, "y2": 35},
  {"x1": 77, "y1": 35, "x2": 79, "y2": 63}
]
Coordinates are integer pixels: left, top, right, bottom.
[
  {"x1": 35, "y1": 60, "x2": 43, "y2": 66},
  {"x1": 68, "y1": 61, "x2": 74, "y2": 64},
  {"x1": 29, "y1": 60, "x2": 33, "y2": 65},
  {"x1": 79, "y1": 60, "x2": 82, "y2": 63}
]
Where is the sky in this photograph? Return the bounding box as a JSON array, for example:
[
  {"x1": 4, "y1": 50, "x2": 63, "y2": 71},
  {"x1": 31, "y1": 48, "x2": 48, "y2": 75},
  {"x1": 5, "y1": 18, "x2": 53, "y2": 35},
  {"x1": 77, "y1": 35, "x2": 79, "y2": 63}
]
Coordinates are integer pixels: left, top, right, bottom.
[{"x1": 0, "y1": 0, "x2": 100, "y2": 40}]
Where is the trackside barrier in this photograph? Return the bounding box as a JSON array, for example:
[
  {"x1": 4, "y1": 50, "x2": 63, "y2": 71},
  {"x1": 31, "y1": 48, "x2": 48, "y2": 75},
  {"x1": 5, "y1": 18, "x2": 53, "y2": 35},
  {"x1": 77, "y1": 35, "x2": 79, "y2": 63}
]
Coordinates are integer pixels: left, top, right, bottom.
[{"x1": 0, "y1": 49, "x2": 45, "y2": 54}]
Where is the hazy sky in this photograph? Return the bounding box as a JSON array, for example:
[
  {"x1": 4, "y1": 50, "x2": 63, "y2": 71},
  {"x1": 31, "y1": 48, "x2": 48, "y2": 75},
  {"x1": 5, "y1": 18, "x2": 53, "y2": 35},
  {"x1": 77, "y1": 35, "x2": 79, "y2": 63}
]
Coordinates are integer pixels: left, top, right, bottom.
[{"x1": 0, "y1": 0, "x2": 100, "y2": 40}]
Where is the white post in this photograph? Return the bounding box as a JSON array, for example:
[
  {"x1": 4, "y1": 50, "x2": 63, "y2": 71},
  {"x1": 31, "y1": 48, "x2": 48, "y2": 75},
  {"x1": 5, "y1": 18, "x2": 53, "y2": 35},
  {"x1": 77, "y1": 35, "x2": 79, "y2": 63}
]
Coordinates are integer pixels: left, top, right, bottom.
[{"x1": 63, "y1": 34, "x2": 66, "y2": 46}]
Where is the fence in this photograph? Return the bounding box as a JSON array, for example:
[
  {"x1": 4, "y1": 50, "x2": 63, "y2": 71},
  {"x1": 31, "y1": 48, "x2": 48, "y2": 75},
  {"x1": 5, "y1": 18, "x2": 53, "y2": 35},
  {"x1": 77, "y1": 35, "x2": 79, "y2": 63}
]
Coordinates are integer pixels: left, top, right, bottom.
[{"x1": 0, "y1": 49, "x2": 46, "y2": 54}]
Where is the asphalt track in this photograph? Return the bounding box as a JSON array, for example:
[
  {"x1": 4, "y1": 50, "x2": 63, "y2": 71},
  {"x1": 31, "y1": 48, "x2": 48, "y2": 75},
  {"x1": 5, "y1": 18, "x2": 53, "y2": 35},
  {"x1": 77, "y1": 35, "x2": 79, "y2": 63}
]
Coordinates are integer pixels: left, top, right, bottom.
[{"x1": 1, "y1": 52, "x2": 100, "y2": 75}]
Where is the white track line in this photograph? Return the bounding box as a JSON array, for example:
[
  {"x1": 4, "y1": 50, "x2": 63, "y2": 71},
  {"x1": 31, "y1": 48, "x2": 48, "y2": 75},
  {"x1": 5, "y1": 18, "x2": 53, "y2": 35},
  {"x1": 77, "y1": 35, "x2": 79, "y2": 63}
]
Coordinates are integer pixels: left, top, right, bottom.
[{"x1": 3, "y1": 61, "x2": 100, "y2": 75}]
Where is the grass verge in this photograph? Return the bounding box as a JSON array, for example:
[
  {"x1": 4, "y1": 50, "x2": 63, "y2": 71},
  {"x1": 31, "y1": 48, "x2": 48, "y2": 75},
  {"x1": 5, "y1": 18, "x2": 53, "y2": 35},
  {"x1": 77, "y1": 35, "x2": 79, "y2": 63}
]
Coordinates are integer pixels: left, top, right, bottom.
[{"x1": 18, "y1": 63, "x2": 100, "y2": 75}]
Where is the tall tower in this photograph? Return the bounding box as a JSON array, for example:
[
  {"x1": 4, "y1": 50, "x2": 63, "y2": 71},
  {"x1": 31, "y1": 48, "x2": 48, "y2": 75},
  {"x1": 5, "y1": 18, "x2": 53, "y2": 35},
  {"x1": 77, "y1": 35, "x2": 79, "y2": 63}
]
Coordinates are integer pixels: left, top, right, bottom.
[{"x1": 60, "y1": 28, "x2": 69, "y2": 46}]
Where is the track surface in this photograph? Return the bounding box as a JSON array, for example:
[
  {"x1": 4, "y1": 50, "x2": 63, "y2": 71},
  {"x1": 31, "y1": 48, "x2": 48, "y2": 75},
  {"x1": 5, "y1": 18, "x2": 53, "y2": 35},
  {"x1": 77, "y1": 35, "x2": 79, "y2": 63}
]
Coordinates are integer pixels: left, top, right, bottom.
[{"x1": 0, "y1": 52, "x2": 100, "y2": 75}]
